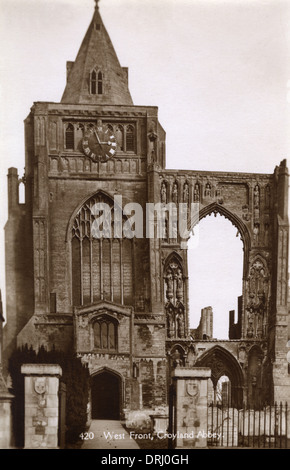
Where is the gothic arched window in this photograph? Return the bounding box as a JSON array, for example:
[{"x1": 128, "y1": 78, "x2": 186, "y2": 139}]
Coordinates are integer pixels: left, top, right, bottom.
[
  {"x1": 65, "y1": 123, "x2": 75, "y2": 150},
  {"x1": 91, "y1": 70, "x2": 97, "y2": 95},
  {"x1": 98, "y1": 71, "x2": 103, "y2": 94},
  {"x1": 71, "y1": 192, "x2": 134, "y2": 307},
  {"x1": 90, "y1": 70, "x2": 103, "y2": 95},
  {"x1": 93, "y1": 317, "x2": 117, "y2": 351}
]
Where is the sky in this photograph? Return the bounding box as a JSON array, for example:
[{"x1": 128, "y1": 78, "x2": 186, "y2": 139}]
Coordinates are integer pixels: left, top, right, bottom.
[{"x1": 0, "y1": 0, "x2": 289, "y2": 337}]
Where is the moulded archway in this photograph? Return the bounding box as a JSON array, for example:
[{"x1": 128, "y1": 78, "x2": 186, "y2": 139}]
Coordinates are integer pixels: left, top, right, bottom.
[
  {"x1": 195, "y1": 345, "x2": 244, "y2": 407},
  {"x1": 91, "y1": 368, "x2": 122, "y2": 419},
  {"x1": 190, "y1": 202, "x2": 251, "y2": 278},
  {"x1": 188, "y1": 208, "x2": 244, "y2": 339}
]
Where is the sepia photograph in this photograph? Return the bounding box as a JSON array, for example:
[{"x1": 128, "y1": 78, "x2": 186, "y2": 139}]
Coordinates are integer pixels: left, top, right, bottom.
[{"x1": 0, "y1": 0, "x2": 289, "y2": 456}]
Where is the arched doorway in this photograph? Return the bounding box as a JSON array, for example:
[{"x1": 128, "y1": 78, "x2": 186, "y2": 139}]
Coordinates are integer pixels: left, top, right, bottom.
[{"x1": 91, "y1": 370, "x2": 121, "y2": 419}]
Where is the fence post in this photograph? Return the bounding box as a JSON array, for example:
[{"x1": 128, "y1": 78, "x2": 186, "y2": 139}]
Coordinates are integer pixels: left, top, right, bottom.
[
  {"x1": 21, "y1": 364, "x2": 62, "y2": 449},
  {"x1": 58, "y1": 382, "x2": 66, "y2": 449},
  {"x1": 171, "y1": 367, "x2": 211, "y2": 448},
  {"x1": 0, "y1": 369, "x2": 14, "y2": 448}
]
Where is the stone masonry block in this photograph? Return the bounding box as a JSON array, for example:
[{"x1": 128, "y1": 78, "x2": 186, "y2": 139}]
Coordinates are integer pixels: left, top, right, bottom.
[{"x1": 48, "y1": 417, "x2": 58, "y2": 427}]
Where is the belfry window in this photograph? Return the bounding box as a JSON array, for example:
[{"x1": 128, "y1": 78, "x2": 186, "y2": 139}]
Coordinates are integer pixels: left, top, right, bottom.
[
  {"x1": 98, "y1": 71, "x2": 103, "y2": 94},
  {"x1": 93, "y1": 318, "x2": 117, "y2": 351},
  {"x1": 65, "y1": 123, "x2": 75, "y2": 150},
  {"x1": 90, "y1": 70, "x2": 103, "y2": 95},
  {"x1": 91, "y1": 70, "x2": 97, "y2": 94}
]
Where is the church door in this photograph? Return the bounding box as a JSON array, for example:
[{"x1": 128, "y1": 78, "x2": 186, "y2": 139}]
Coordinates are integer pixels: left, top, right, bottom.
[{"x1": 91, "y1": 371, "x2": 121, "y2": 420}]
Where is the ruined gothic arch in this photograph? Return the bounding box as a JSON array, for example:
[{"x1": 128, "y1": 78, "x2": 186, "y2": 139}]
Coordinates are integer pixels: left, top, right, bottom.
[
  {"x1": 195, "y1": 345, "x2": 244, "y2": 407},
  {"x1": 189, "y1": 202, "x2": 251, "y2": 278},
  {"x1": 186, "y1": 201, "x2": 251, "y2": 340}
]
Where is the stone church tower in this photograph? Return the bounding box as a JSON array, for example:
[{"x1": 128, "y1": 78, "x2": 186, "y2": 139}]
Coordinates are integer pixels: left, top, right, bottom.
[{"x1": 3, "y1": 0, "x2": 290, "y2": 421}]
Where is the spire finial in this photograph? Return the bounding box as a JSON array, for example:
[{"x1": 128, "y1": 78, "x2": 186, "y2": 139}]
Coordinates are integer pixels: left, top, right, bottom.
[{"x1": 95, "y1": 0, "x2": 100, "y2": 10}]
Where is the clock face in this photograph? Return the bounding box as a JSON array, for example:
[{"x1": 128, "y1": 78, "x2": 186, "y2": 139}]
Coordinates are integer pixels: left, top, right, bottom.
[{"x1": 82, "y1": 123, "x2": 117, "y2": 162}]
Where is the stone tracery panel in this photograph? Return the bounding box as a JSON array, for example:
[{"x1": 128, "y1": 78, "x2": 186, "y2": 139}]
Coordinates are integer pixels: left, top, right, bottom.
[
  {"x1": 245, "y1": 256, "x2": 269, "y2": 339},
  {"x1": 71, "y1": 192, "x2": 133, "y2": 307},
  {"x1": 164, "y1": 255, "x2": 186, "y2": 339}
]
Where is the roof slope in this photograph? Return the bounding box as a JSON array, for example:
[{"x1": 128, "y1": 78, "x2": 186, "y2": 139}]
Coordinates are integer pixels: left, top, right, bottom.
[{"x1": 61, "y1": 2, "x2": 133, "y2": 105}]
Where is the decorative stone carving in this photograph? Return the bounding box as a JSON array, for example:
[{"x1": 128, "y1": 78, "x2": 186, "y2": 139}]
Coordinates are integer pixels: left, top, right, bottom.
[
  {"x1": 242, "y1": 204, "x2": 250, "y2": 221},
  {"x1": 253, "y1": 223, "x2": 260, "y2": 244},
  {"x1": 147, "y1": 120, "x2": 158, "y2": 162},
  {"x1": 164, "y1": 257, "x2": 186, "y2": 338},
  {"x1": 183, "y1": 182, "x2": 189, "y2": 204},
  {"x1": 161, "y1": 182, "x2": 167, "y2": 204},
  {"x1": 34, "y1": 377, "x2": 46, "y2": 395},
  {"x1": 246, "y1": 257, "x2": 269, "y2": 338},
  {"x1": 215, "y1": 188, "x2": 223, "y2": 204},
  {"x1": 238, "y1": 346, "x2": 247, "y2": 367},
  {"x1": 171, "y1": 347, "x2": 184, "y2": 368},
  {"x1": 186, "y1": 379, "x2": 200, "y2": 398},
  {"x1": 204, "y1": 182, "x2": 211, "y2": 198},
  {"x1": 253, "y1": 184, "x2": 260, "y2": 223},
  {"x1": 172, "y1": 181, "x2": 178, "y2": 204},
  {"x1": 165, "y1": 261, "x2": 184, "y2": 306},
  {"x1": 193, "y1": 183, "x2": 200, "y2": 202},
  {"x1": 186, "y1": 346, "x2": 196, "y2": 367},
  {"x1": 61, "y1": 157, "x2": 69, "y2": 171},
  {"x1": 78, "y1": 316, "x2": 89, "y2": 328}
]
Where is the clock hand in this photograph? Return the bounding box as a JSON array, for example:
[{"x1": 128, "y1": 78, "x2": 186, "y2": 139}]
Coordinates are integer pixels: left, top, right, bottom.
[{"x1": 94, "y1": 129, "x2": 101, "y2": 144}]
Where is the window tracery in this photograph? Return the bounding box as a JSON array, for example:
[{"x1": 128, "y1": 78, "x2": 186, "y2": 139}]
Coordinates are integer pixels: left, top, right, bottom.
[
  {"x1": 72, "y1": 193, "x2": 133, "y2": 307},
  {"x1": 93, "y1": 317, "x2": 117, "y2": 351}
]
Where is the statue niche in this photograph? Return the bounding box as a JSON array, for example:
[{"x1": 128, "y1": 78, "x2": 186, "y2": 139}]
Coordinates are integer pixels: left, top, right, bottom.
[
  {"x1": 246, "y1": 257, "x2": 269, "y2": 339},
  {"x1": 164, "y1": 257, "x2": 186, "y2": 339}
]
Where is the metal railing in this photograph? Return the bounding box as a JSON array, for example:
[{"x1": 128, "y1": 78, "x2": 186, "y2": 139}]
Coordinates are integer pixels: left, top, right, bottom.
[{"x1": 208, "y1": 402, "x2": 289, "y2": 448}]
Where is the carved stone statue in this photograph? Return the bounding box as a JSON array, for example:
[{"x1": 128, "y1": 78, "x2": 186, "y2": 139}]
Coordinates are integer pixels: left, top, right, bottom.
[
  {"x1": 165, "y1": 271, "x2": 174, "y2": 300},
  {"x1": 183, "y1": 182, "x2": 189, "y2": 203},
  {"x1": 253, "y1": 223, "x2": 260, "y2": 244},
  {"x1": 254, "y1": 184, "x2": 260, "y2": 207},
  {"x1": 176, "y1": 268, "x2": 184, "y2": 302},
  {"x1": 172, "y1": 182, "x2": 178, "y2": 204},
  {"x1": 194, "y1": 183, "x2": 200, "y2": 202},
  {"x1": 161, "y1": 182, "x2": 167, "y2": 204},
  {"x1": 204, "y1": 182, "x2": 211, "y2": 197},
  {"x1": 176, "y1": 311, "x2": 185, "y2": 338},
  {"x1": 148, "y1": 121, "x2": 158, "y2": 161},
  {"x1": 247, "y1": 308, "x2": 255, "y2": 338}
]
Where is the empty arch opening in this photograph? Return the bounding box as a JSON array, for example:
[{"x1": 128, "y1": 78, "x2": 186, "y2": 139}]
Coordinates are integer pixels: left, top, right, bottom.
[{"x1": 188, "y1": 213, "x2": 243, "y2": 340}]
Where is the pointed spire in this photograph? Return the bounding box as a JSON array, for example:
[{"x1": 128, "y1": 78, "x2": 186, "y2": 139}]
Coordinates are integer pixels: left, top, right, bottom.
[{"x1": 61, "y1": 1, "x2": 133, "y2": 105}]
